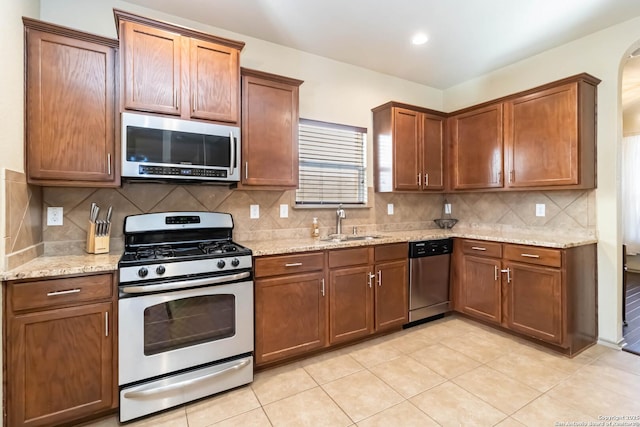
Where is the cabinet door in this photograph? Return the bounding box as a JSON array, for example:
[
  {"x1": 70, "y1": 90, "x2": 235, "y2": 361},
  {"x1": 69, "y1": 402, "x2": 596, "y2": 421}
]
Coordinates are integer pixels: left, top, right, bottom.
[
  {"x1": 460, "y1": 255, "x2": 502, "y2": 324},
  {"x1": 26, "y1": 28, "x2": 117, "y2": 185},
  {"x1": 190, "y1": 39, "x2": 239, "y2": 123},
  {"x1": 375, "y1": 260, "x2": 408, "y2": 331},
  {"x1": 329, "y1": 266, "x2": 373, "y2": 344},
  {"x1": 450, "y1": 103, "x2": 503, "y2": 190},
  {"x1": 255, "y1": 272, "x2": 326, "y2": 365},
  {"x1": 241, "y1": 72, "x2": 301, "y2": 187},
  {"x1": 393, "y1": 108, "x2": 422, "y2": 191},
  {"x1": 122, "y1": 21, "x2": 181, "y2": 115},
  {"x1": 422, "y1": 113, "x2": 445, "y2": 190},
  {"x1": 505, "y1": 83, "x2": 578, "y2": 187},
  {"x1": 505, "y1": 262, "x2": 563, "y2": 344},
  {"x1": 7, "y1": 302, "x2": 113, "y2": 427}
]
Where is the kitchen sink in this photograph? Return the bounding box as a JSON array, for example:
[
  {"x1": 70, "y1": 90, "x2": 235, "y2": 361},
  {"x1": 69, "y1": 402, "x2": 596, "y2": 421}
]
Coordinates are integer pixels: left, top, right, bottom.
[{"x1": 321, "y1": 234, "x2": 386, "y2": 242}]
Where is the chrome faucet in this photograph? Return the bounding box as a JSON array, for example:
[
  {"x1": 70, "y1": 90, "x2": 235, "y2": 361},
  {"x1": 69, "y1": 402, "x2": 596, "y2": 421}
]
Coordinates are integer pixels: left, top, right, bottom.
[{"x1": 336, "y1": 204, "x2": 346, "y2": 235}]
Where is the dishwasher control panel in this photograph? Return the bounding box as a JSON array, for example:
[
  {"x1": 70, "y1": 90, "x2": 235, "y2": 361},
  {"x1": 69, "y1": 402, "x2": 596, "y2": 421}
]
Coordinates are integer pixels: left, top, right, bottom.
[{"x1": 409, "y1": 238, "x2": 453, "y2": 257}]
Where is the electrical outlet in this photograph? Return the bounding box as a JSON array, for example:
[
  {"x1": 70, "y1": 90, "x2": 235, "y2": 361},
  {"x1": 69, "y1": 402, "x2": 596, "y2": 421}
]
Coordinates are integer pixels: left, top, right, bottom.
[
  {"x1": 250, "y1": 204, "x2": 260, "y2": 219},
  {"x1": 444, "y1": 203, "x2": 452, "y2": 214},
  {"x1": 536, "y1": 203, "x2": 546, "y2": 217},
  {"x1": 387, "y1": 203, "x2": 394, "y2": 215},
  {"x1": 47, "y1": 207, "x2": 63, "y2": 226},
  {"x1": 279, "y1": 204, "x2": 288, "y2": 218}
]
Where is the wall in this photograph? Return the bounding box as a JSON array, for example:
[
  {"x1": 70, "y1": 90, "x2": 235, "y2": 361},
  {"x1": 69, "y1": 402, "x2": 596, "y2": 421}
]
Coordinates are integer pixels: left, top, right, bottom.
[{"x1": 444, "y1": 16, "x2": 640, "y2": 346}]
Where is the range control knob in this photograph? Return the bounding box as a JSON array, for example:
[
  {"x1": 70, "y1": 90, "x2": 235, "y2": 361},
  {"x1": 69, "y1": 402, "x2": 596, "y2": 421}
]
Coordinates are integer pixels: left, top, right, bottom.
[
  {"x1": 231, "y1": 258, "x2": 240, "y2": 267},
  {"x1": 217, "y1": 259, "x2": 226, "y2": 269},
  {"x1": 138, "y1": 267, "x2": 148, "y2": 278},
  {"x1": 156, "y1": 265, "x2": 166, "y2": 275}
]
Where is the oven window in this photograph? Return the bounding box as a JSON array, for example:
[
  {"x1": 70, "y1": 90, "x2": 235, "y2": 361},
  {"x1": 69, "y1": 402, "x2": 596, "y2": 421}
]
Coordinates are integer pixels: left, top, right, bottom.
[{"x1": 143, "y1": 294, "x2": 235, "y2": 355}]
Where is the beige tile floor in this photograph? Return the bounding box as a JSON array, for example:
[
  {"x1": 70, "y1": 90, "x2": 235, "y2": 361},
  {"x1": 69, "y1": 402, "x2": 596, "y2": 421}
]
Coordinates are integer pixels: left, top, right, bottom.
[{"x1": 83, "y1": 315, "x2": 640, "y2": 427}]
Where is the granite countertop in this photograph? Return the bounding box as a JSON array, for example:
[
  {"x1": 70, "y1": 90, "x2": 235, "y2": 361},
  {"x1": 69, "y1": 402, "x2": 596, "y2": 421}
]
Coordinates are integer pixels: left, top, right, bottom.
[{"x1": 1, "y1": 227, "x2": 597, "y2": 281}]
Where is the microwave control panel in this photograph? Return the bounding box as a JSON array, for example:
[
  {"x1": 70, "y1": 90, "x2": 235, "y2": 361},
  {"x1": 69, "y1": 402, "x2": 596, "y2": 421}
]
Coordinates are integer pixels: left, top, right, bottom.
[{"x1": 139, "y1": 165, "x2": 228, "y2": 178}]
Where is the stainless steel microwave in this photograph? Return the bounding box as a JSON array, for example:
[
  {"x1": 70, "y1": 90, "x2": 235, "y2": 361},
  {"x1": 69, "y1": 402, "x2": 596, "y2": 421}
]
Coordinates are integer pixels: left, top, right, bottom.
[{"x1": 121, "y1": 112, "x2": 241, "y2": 183}]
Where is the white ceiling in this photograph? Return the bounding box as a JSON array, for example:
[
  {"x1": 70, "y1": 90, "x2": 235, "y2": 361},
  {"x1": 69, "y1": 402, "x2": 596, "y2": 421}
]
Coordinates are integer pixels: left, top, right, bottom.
[{"x1": 125, "y1": 0, "x2": 640, "y2": 89}]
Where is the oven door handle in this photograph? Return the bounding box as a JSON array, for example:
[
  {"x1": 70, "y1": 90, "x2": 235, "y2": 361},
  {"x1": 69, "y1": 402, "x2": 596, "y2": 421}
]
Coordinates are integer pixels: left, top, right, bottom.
[
  {"x1": 122, "y1": 358, "x2": 251, "y2": 399},
  {"x1": 120, "y1": 271, "x2": 251, "y2": 294}
]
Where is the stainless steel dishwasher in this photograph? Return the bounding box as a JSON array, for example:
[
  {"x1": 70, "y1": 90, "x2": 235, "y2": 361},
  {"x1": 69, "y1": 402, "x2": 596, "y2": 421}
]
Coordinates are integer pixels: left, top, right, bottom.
[{"x1": 408, "y1": 238, "x2": 453, "y2": 323}]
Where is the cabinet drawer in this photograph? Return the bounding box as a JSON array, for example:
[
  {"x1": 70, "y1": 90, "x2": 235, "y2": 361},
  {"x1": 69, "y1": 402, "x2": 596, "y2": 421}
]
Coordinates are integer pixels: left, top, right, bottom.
[
  {"x1": 503, "y1": 244, "x2": 562, "y2": 268},
  {"x1": 9, "y1": 274, "x2": 114, "y2": 313},
  {"x1": 374, "y1": 243, "x2": 408, "y2": 262},
  {"x1": 329, "y1": 247, "x2": 370, "y2": 268},
  {"x1": 255, "y1": 252, "x2": 324, "y2": 278},
  {"x1": 461, "y1": 239, "x2": 502, "y2": 258}
]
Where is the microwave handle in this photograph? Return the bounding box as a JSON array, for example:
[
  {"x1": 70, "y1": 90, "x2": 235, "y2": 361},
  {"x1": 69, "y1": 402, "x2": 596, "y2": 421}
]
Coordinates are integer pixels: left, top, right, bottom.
[{"x1": 229, "y1": 131, "x2": 236, "y2": 176}]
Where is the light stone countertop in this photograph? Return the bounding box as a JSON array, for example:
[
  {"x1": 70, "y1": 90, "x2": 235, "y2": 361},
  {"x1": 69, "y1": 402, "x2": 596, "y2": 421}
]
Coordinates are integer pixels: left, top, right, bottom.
[{"x1": 1, "y1": 227, "x2": 597, "y2": 281}]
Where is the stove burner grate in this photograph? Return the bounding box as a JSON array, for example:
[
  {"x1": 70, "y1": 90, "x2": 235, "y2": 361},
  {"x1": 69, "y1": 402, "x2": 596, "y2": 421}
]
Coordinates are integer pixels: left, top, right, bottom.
[
  {"x1": 135, "y1": 246, "x2": 175, "y2": 260},
  {"x1": 198, "y1": 242, "x2": 238, "y2": 254}
]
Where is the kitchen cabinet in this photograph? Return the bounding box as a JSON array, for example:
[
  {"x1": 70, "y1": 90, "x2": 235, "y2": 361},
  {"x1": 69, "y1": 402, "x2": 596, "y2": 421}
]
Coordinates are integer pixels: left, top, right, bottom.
[
  {"x1": 241, "y1": 68, "x2": 303, "y2": 187},
  {"x1": 449, "y1": 103, "x2": 504, "y2": 190},
  {"x1": 372, "y1": 103, "x2": 446, "y2": 192},
  {"x1": 504, "y1": 79, "x2": 597, "y2": 188},
  {"x1": 449, "y1": 73, "x2": 600, "y2": 191},
  {"x1": 5, "y1": 273, "x2": 117, "y2": 427},
  {"x1": 453, "y1": 239, "x2": 596, "y2": 355},
  {"x1": 328, "y1": 243, "x2": 408, "y2": 345},
  {"x1": 115, "y1": 9, "x2": 244, "y2": 124},
  {"x1": 24, "y1": 18, "x2": 119, "y2": 187},
  {"x1": 254, "y1": 252, "x2": 327, "y2": 365}
]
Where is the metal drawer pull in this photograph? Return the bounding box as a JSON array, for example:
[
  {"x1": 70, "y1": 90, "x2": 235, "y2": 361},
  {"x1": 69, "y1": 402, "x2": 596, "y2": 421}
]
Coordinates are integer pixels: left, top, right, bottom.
[
  {"x1": 471, "y1": 246, "x2": 487, "y2": 251},
  {"x1": 285, "y1": 262, "x2": 303, "y2": 267},
  {"x1": 123, "y1": 358, "x2": 251, "y2": 398},
  {"x1": 501, "y1": 268, "x2": 511, "y2": 283},
  {"x1": 521, "y1": 253, "x2": 540, "y2": 258},
  {"x1": 47, "y1": 288, "x2": 81, "y2": 297},
  {"x1": 321, "y1": 278, "x2": 325, "y2": 297}
]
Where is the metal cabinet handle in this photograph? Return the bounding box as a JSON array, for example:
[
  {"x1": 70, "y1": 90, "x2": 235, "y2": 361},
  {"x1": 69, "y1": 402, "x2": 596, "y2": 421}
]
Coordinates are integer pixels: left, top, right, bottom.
[
  {"x1": 520, "y1": 253, "x2": 540, "y2": 259},
  {"x1": 424, "y1": 173, "x2": 429, "y2": 187},
  {"x1": 105, "y1": 311, "x2": 109, "y2": 337},
  {"x1": 321, "y1": 278, "x2": 325, "y2": 297},
  {"x1": 107, "y1": 153, "x2": 111, "y2": 175},
  {"x1": 496, "y1": 171, "x2": 501, "y2": 184},
  {"x1": 509, "y1": 170, "x2": 514, "y2": 183},
  {"x1": 471, "y1": 246, "x2": 487, "y2": 251},
  {"x1": 494, "y1": 265, "x2": 498, "y2": 281},
  {"x1": 417, "y1": 173, "x2": 421, "y2": 186},
  {"x1": 377, "y1": 270, "x2": 382, "y2": 287},
  {"x1": 175, "y1": 89, "x2": 179, "y2": 110},
  {"x1": 368, "y1": 272, "x2": 375, "y2": 288},
  {"x1": 192, "y1": 94, "x2": 196, "y2": 112},
  {"x1": 47, "y1": 288, "x2": 81, "y2": 297},
  {"x1": 245, "y1": 161, "x2": 249, "y2": 180},
  {"x1": 501, "y1": 268, "x2": 511, "y2": 283},
  {"x1": 285, "y1": 262, "x2": 303, "y2": 267}
]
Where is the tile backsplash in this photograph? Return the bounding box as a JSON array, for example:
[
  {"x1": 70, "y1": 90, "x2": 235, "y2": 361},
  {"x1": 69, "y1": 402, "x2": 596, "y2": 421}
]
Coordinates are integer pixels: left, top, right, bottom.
[{"x1": 2, "y1": 167, "x2": 595, "y2": 266}]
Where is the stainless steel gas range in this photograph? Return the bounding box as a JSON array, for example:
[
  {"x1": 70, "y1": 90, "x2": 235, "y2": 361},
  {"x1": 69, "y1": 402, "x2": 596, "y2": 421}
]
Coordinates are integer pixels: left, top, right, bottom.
[{"x1": 117, "y1": 212, "x2": 253, "y2": 423}]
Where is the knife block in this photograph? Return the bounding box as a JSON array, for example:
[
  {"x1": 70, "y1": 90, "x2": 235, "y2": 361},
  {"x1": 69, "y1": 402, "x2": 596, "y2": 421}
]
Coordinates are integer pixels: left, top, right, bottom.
[{"x1": 86, "y1": 221, "x2": 110, "y2": 254}]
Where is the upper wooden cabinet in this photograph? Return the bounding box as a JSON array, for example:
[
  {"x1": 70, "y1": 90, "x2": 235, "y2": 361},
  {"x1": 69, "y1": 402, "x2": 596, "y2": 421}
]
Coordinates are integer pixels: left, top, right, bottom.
[
  {"x1": 115, "y1": 9, "x2": 244, "y2": 124},
  {"x1": 504, "y1": 80, "x2": 597, "y2": 188},
  {"x1": 241, "y1": 68, "x2": 303, "y2": 187},
  {"x1": 24, "y1": 18, "x2": 119, "y2": 187},
  {"x1": 449, "y1": 103, "x2": 504, "y2": 190},
  {"x1": 449, "y1": 73, "x2": 600, "y2": 191},
  {"x1": 372, "y1": 103, "x2": 446, "y2": 192}
]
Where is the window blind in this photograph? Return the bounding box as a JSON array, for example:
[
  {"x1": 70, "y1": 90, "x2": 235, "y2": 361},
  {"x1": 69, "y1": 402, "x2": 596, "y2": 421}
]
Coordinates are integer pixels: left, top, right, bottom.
[{"x1": 296, "y1": 119, "x2": 367, "y2": 205}]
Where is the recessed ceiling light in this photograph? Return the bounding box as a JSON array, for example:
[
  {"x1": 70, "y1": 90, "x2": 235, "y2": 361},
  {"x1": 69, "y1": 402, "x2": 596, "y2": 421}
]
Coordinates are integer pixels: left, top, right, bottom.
[{"x1": 412, "y1": 33, "x2": 429, "y2": 45}]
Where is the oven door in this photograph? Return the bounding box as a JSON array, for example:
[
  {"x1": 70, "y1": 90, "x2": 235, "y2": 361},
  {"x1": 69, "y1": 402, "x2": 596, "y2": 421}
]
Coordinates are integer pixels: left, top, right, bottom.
[{"x1": 118, "y1": 279, "x2": 253, "y2": 386}]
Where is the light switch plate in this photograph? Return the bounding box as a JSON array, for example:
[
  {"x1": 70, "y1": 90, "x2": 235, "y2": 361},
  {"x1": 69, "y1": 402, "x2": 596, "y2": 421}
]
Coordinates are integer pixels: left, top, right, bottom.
[
  {"x1": 47, "y1": 207, "x2": 63, "y2": 226},
  {"x1": 387, "y1": 203, "x2": 394, "y2": 215},
  {"x1": 279, "y1": 204, "x2": 288, "y2": 218},
  {"x1": 535, "y1": 203, "x2": 546, "y2": 217},
  {"x1": 444, "y1": 203, "x2": 452, "y2": 214},
  {"x1": 250, "y1": 204, "x2": 260, "y2": 219}
]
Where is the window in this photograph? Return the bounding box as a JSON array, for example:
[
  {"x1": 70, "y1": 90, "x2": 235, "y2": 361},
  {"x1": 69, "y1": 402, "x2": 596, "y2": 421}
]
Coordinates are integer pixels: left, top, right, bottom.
[{"x1": 296, "y1": 119, "x2": 367, "y2": 206}]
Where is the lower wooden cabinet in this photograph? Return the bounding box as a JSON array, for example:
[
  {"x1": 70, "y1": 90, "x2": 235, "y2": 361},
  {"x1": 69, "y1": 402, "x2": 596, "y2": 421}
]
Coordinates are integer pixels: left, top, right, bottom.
[
  {"x1": 5, "y1": 273, "x2": 116, "y2": 427},
  {"x1": 254, "y1": 243, "x2": 408, "y2": 366},
  {"x1": 453, "y1": 239, "x2": 596, "y2": 355}
]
